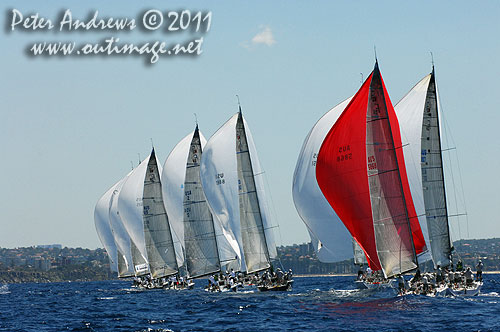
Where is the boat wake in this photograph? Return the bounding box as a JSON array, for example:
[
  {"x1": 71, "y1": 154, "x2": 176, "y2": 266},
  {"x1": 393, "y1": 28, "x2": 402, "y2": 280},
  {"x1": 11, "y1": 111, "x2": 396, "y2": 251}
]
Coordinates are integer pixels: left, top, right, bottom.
[{"x1": 0, "y1": 284, "x2": 9, "y2": 294}]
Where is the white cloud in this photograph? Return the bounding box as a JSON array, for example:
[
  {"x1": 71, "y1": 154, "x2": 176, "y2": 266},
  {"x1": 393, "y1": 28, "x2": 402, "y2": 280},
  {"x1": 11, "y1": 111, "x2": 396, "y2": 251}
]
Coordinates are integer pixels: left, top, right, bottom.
[{"x1": 251, "y1": 26, "x2": 275, "y2": 47}]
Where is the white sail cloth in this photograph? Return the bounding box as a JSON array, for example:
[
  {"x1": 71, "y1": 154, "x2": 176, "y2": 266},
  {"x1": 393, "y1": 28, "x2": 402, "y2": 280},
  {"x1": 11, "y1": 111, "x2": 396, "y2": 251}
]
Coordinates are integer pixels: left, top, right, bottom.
[
  {"x1": 94, "y1": 184, "x2": 119, "y2": 273},
  {"x1": 395, "y1": 73, "x2": 449, "y2": 266},
  {"x1": 109, "y1": 174, "x2": 136, "y2": 277},
  {"x1": 200, "y1": 112, "x2": 277, "y2": 272},
  {"x1": 292, "y1": 98, "x2": 354, "y2": 263}
]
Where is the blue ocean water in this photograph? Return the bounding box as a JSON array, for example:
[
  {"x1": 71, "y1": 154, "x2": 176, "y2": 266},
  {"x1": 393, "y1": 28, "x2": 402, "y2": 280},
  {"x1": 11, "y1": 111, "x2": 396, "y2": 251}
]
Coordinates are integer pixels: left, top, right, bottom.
[{"x1": 1, "y1": 275, "x2": 499, "y2": 332}]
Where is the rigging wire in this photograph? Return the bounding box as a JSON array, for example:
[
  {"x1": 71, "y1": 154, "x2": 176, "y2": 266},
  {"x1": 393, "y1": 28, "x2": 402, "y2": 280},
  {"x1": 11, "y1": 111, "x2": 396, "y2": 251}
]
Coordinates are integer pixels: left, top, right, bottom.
[{"x1": 437, "y1": 83, "x2": 469, "y2": 240}]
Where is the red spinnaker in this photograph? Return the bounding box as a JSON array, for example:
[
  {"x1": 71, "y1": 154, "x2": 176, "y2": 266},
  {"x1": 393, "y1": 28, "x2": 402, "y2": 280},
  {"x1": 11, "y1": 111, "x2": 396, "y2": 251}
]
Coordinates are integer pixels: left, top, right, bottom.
[{"x1": 316, "y1": 63, "x2": 426, "y2": 272}]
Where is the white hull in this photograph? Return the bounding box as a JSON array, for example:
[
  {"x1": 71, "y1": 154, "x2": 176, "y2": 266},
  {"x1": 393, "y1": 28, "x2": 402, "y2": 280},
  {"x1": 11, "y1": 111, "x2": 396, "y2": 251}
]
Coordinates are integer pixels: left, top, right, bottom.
[{"x1": 435, "y1": 282, "x2": 482, "y2": 297}]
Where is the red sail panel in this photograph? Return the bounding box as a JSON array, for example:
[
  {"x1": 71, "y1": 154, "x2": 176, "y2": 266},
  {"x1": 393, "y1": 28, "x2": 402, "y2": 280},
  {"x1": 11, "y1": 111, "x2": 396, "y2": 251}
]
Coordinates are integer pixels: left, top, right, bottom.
[
  {"x1": 382, "y1": 77, "x2": 427, "y2": 255},
  {"x1": 316, "y1": 73, "x2": 382, "y2": 271}
]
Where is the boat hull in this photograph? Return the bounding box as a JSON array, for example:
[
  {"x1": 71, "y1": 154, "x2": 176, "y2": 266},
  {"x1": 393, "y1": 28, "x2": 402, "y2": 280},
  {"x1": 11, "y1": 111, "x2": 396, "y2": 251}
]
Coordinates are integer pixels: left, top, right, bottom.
[{"x1": 257, "y1": 280, "x2": 293, "y2": 292}]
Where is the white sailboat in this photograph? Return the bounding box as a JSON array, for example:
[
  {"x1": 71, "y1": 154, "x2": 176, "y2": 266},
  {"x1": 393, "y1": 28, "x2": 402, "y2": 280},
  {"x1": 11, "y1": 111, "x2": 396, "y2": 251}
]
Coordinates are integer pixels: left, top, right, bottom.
[
  {"x1": 118, "y1": 149, "x2": 183, "y2": 284},
  {"x1": 162, "y1": 125, "x2": 234, "y2": 281},
  {"x1": 395, "y1": 66, "x2": 481, "y2": 295},
  {"x1": 200, "y1": 108, "x2": 283, "y2": 290}
]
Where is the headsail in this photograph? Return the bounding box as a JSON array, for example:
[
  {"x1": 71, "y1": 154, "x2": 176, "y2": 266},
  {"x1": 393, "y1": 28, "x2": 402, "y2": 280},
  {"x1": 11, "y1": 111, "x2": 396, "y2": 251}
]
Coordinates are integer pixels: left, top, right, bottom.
[
  {"x1": 316, "y1": 62, "x2": 426, "y2": 278},
  {"x1": 162, "y1": 127, "x2": 221, "y2": 278},
  {"x1": 292, "y1": 97, "x2": 354, "y2": 263},
  {"x1": 395, "y1": 68, "x2": 452, "y2": 268}
]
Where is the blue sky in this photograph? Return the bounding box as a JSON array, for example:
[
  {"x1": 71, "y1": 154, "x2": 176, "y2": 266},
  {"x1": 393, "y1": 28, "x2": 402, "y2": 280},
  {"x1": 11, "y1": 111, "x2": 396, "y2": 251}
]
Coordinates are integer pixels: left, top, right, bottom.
[{"x1": 1, "y1": 1, "x2": 499, "y2": 248}]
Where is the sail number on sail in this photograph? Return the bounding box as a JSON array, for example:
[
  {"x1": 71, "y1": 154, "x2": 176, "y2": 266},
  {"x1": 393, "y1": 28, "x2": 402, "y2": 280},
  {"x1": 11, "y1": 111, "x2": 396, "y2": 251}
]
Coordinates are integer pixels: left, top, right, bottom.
[
  {"x1": 215, "y1": 173, "x2": 225, "y2": 185},
  {"x1": 337, "y1": 145, "x2": 352, "y2": 163},
  {"x1": 367, "y1": 155, "x2": 377, "y2": 170}
]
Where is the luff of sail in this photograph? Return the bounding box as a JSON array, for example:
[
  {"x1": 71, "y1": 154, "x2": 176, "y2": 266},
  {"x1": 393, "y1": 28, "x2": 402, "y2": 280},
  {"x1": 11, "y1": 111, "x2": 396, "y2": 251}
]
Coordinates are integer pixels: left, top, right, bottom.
[
  {"x1": 316, "y1": 62, "x2": 427, "y2": 278},
  {"x1": 395, "y1": 68, "x2": 452, "y2": 268},
  {"x1": 292, "y1": 97, "x2": 354, "y2": 263},
  {"x1": 143, "y1": 149, "x2": 179, "y2": 278},
  {"x1": 236, "y1": 111, "x2": 271, "y2": 273}
]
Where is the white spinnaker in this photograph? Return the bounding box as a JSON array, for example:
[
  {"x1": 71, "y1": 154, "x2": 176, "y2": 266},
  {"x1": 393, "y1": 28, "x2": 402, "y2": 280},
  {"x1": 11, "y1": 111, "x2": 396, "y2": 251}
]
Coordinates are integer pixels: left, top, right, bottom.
[
  {"x1": 109, "y1": 175, "x2": 135, "y2": 277},
  {"x1": 200, "y1": 114, "x2": 242, "y2": 271},
  {"x1": 118, "y1": 155, "x2": 150, "y2": 273},
  {"x1": 307, "y1": 228, "x2": 339, "y2": 263},
  {"x1": 395, "y1": 72, "x2": 451, "y2": 267},
  {"x1": 162, "y1": 132, "x2": 193, "y2": 254},
  {"x1": 94, "y1": 184, "x2": 119, "y2": 273},
  {"x1": 292, "y1": 97, "x2": 354, "y2": 263},
  {"x1": 395, "y1": 74, "x2": 433, "y2": 264}
]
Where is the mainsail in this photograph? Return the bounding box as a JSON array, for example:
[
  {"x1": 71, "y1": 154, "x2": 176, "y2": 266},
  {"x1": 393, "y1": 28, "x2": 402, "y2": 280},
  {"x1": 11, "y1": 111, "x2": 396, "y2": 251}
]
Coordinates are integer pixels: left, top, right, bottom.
[
  {"x1": 316, "y1": 62, "x2": 427, "y2": 278},
  {"x1": 200, "y1": 109, "x2": 277, "y2": 273},
  {"x1": 94, "y1": 184, "x2": 119, "y2": 273},
  {"x1": 236, "y1": 111, "x2": 271, "y2": 273},
  {"x1": 119, "y1": 149, "x2": 179, "y2": 278},
  {"x1": 162, "y1": 127, "x2": 221, "y2": 278},
  {"x1": 395, "y1": 68, "x2": 452, "y2": 268},
  {"x1": 292, "y1": 97, "x2": 354, "y2": 263}
]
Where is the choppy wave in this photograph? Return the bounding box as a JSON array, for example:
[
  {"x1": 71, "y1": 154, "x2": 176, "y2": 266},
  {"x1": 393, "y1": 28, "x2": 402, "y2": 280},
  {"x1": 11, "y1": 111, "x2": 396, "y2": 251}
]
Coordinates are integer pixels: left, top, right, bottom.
[{"x1": 0, "y1": 276, "x2": 499, "y2": 331}]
